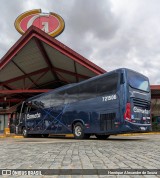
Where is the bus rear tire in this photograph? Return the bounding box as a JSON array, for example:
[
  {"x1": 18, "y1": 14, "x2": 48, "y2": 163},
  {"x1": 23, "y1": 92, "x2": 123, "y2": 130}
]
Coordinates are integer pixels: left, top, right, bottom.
[
  {"x1": 22, "y1": 127, "x2": 28, "y2": 138},
  {"x1": 95, "y1": 135, "x2": 110, "y2": 140},
  {"x1": 73, "y1": 122, "x2": 85, "y2": 139}
]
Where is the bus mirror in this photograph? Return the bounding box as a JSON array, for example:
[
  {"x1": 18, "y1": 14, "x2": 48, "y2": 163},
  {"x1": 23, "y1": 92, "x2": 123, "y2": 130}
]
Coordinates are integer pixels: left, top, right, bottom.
[{"x1": 120, "y1": 73, "x2": 125, "y2": 84}]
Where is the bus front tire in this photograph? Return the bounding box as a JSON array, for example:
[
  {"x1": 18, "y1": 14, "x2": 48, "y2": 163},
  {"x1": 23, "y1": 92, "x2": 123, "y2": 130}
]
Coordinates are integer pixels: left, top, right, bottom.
[
  {"x1": 73, "y1": 122, "x2": 85, "y2": 139},
  {"x1": 95, "y1": 135, "x2": 110, "y2": 140},
  {"x1": 22, "y1": 128, "x2": 28, "y2": 138}
]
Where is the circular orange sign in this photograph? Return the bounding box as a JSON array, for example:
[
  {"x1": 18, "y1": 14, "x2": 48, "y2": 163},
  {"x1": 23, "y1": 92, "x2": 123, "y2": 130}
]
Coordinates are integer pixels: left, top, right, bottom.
[{"x1": 15, "y1": 9, "x2": 65, "y2": 37}]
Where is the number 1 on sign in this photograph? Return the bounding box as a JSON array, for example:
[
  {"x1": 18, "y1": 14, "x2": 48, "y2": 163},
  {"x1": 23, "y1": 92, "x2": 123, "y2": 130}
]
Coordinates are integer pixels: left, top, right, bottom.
[{"x1": 42, "y1": 22, "x2": 49, "y2": 33}]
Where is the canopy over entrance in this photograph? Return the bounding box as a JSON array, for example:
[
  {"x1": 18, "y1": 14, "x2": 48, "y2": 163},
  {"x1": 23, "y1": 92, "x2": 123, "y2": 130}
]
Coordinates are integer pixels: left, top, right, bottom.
[{"x1": 0, "y1": 26, "x2": 105, "y2": 109}]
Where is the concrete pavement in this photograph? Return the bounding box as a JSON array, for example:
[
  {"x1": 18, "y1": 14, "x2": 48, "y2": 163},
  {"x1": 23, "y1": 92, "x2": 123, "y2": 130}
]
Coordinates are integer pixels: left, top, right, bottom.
[{"x1": 0, "y1": 135, "x2": 159, "y2": 177}]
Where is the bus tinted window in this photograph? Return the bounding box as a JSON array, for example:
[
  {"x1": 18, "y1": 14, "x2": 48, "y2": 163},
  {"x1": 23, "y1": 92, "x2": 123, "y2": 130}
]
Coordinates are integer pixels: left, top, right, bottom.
[
  {"x1": 79, "y1": 81, "x2": 97, "y2": 100},
  {"x1": 37, "y1": 94, "x2": 51, "y2": 108},
  {"x1": 128, "y1": 71, "x2": 149, "y2": 92},
  {"x1": 97, "y1": 73, "x2": 118, "y2": 94},
  {"x1": 65, "y1": 87, "x2": 78, "y2": 104},
  {"x1": 50, "y1": 92, "x2": 64, "y2": 107}
]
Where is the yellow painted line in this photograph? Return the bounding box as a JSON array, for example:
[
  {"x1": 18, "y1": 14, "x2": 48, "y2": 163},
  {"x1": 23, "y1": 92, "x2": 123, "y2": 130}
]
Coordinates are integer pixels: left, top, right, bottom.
[
  {"x1": 119, "y1": 132, "x2": 160, "y2": 136},
  {"x1": 65, "y1": 134, "x2": 74, "y2": 138},
  {"x1": 0, "y1": 134, "x2": 23, "y2": 138},
  {"x1": 1, "y1": 134, "x2": 74, "y2": 138},
  {"x1": 11, "y1": 135, "x2": 24, "y2": 138},
  {"x1": 1, "y1": 132, "x2": 159, "y2": 138},
  {"x1": 49, "y1": 134, "x2": 74, "y2": 138}
]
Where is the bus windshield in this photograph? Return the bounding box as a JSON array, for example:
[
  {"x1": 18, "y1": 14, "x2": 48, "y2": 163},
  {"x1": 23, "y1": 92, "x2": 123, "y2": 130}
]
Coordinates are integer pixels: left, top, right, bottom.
[{"x1": 127, "y1": 70, "x2": 150, "y2": 92}]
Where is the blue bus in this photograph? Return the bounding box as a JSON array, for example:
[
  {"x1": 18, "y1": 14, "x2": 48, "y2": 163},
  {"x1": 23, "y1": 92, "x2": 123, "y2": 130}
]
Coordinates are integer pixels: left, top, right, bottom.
[{"x1": 15, "y1": 68, "x2": 151, "y2": 139}]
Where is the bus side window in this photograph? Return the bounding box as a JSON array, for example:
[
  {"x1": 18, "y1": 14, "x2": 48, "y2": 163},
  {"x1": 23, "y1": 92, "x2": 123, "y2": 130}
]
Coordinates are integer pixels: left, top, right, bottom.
[
  {"x1": 28, "y1": 106, "x2": 37, "y2": 113},
  {"x1": 120, "y1": 73, "x2": 125, "y2": 84},
  {"x1": 97, "y1": 73, "x2": 118, "y2": 95},
  {"x1": 20, "y1": 103, "x2": 29, "y2": 115},
  {"x1": 65, "y1": 87, "x2": 78, "y2": 104},
  {"x1": 50, "y1": 92, "x2": 64, "y2": 107},
  {"x1": 78, "y1": 81, "x2": 97, "y2": 101},
  {"x1": 39, "y1": 94, "x2": 52, "y2": 108}
]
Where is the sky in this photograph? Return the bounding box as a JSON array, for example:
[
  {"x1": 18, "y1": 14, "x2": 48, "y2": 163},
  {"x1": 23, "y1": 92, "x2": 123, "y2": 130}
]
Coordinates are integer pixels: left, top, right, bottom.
[{"x1": 0, "y1": 0, "x2": 160, "y2": 84}]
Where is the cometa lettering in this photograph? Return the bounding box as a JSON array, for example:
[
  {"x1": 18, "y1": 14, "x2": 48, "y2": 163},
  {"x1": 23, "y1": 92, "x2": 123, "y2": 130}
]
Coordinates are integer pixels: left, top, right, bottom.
[
  {"x1": 27, "y1": 113, "x2": 41, "y2": 119},
  {"x1": 133, "y1": 107, "x2": 150, "y2": 114}
]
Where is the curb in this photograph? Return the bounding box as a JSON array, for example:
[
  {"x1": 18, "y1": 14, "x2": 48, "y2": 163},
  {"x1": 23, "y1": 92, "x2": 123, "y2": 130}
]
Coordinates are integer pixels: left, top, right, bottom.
[
  {"x1": 0, "y1": 132, "x2": 160, "y2": 138},
  {"x1": 11, "y1": 135, "x2": 24, "y2": 138},
  {"x1": 119, "y1": 132, "x2": 160, "y2": 136},
  {"x1": 0, "y1": 134, "x2": 74, "y2": 138},
  {"x1": 0, "y1": 135, "x2": 24, "y2": 138},
  {"x1": 65, "y1": 134, "x2": 74, "y2": 138}
]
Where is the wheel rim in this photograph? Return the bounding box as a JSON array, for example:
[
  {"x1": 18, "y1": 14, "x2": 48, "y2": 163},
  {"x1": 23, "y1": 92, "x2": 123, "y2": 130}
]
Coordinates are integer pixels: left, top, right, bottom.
[{"x1": 75, "y1": 126, "x2": 82, "y2": 136}]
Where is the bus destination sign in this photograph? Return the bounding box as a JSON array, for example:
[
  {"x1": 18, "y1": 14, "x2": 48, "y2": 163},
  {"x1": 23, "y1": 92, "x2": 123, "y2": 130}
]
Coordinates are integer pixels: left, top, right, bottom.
[{"x1": 14, "y1": 9, "x2": 65, "y2": 37}]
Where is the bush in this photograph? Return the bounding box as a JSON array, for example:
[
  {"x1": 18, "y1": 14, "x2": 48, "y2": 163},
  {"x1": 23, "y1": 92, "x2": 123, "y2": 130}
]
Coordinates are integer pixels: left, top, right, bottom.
[{"x1": 152, "y1": 123, "x2": 160, "y2": 131}]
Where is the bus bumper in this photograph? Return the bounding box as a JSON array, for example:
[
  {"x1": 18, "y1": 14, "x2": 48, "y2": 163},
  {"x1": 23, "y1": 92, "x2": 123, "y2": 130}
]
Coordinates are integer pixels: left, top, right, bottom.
[{"x1": 121, "y1": 121, "x2": 152, "y2": 133}]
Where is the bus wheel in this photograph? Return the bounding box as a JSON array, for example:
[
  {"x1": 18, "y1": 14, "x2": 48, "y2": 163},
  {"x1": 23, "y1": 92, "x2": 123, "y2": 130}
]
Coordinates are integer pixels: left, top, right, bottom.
[
  {"x1": 22, "y1": 128, "x2": 28, "y2": 138},
  {"x1": 73, "y1": 122, "x2": 85, "y2": 139},
  {"x1": 95, "y1": 135, "x2": 110, "y2": 140}
]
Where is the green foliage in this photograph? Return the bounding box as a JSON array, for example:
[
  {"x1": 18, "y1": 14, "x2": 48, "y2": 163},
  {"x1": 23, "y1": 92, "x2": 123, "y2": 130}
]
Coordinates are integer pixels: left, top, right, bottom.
[{"x1": 152, "y1": 122, "x2": 160, "y2": 131}]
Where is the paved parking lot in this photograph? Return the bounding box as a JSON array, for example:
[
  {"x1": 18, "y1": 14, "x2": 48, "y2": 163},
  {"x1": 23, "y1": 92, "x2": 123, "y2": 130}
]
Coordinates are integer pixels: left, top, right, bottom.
[{"x1": 0, "y1": 134, "x2": 160, "y2": 177}]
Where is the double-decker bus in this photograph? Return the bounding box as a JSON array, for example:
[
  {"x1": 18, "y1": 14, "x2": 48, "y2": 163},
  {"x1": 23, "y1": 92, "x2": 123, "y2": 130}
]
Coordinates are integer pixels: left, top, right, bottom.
[{"x1": 15, "y1": 68, "x2": 151, "y2": 139}]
